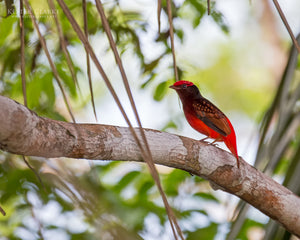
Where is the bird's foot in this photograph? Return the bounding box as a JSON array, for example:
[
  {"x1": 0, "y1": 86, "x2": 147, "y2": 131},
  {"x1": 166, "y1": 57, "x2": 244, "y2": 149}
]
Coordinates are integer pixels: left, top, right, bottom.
[
  {"x1": 209, "y1": 138, "x2": 222, "y2": 147},
  {"x1": 210, "y1": 142, "x2": 219, "y2": 147},
  {"x1": 199, "y1": 137, "x2": 210, "y2": 143},
  {"x1": 199, "y1": 137, "x2": 221, "y2": 146}
]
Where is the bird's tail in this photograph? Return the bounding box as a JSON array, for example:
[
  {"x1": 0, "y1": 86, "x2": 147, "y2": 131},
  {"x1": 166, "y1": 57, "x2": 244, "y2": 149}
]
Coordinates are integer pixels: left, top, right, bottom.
[
  {"x1": 224, "y1": 118, "x2": 239, "y2": 168},
  {"x1": 224, "y1": 138, "x2": 239, "y2": 168}
]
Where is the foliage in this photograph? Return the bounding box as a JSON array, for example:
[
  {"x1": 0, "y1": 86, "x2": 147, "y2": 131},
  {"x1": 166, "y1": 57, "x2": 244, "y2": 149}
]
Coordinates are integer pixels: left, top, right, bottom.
[{"x1": 0, "y1": 0, "x2": 298, "y2": 239}]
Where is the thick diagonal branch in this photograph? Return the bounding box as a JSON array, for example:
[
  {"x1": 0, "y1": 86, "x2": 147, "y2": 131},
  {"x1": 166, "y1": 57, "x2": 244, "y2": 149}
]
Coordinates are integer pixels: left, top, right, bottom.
[{"x1": 0, "y1": 95, "x2": 300, "y2": 237}]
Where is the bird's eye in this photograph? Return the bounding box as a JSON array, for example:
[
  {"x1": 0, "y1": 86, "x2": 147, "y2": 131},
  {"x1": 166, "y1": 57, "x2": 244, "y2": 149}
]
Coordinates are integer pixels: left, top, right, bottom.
[{"x1": 182, "y1": 84, "x2": 187, "y2": 89}]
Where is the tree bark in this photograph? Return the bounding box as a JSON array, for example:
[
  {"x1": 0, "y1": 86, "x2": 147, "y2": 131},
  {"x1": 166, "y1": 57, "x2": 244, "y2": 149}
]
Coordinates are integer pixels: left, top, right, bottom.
[{"x1": 1, "y1": 95, "x2": 300, "y2": 237}]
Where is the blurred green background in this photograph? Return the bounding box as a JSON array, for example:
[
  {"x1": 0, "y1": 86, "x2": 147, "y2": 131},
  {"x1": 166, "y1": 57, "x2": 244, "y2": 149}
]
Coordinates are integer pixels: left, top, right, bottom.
[{"x1": 0, "y1": 0, "x2": 300, "y2": 239}]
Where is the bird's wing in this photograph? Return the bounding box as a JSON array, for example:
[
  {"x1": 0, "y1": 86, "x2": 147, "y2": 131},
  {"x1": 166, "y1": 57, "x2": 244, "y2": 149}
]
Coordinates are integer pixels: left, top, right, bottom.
[{"x1": 193, "y1": 100, "x2": 231, "y2": 137}]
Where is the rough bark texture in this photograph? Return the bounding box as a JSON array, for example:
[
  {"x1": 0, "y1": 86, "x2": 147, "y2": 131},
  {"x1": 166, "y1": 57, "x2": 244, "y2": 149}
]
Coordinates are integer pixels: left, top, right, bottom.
[{"x1": 0, "y1": 95, "x2": 300, "y2": 237}]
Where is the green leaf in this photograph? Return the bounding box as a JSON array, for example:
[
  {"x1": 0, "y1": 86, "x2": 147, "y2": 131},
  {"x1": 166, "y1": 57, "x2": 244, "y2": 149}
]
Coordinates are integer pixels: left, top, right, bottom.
[
  {"x1": 181, "y1": 209, "x2": 208, "y2": 218},
  {"x1": 113, "y1": 171, "x2": 140, "y2": 193},
  {"x1": 27, "y1": 70, "x2": 55, "y2": 110},
  {"x1": 161, "y1": 120, "x2": 178, "y2": 131},
  {"x1": 235, "y1": 218, "x2": 264, "y2": 240},
  {"x1": 154, "y1": 80, "x2": 169, "y2": 101},
  {"x1": 187, "y1": 222, "x2": 218, "y2": 240},
  {"x1": 56, "y1": 62, "x2": 77, "y2": 98},
  {"x1": 141, "y1": 73, "x2": 157, "y2": 89},
  {"x1": 211, "y1": 11, "x2": 229, "y2": 34},
  {"x1": 194, "y1": 192, "x2": 220, "y2": 203},
  {"x1": 162, "y1": 169, "x2": 190, "y2": 196},
  {"x1": 193, "y1": 15, "x2": 201, "y2": 28},
  {"x1": 143, "y1": 56, "x2": 162, "y2": 74},
  {"x1": 175, "y1": 29, "x2": 184, "y2": 42},
  {"x1": 189, "y1": 0, "x2": 206, "y2": 18},
  {"x1": 0, "y1": 14, "x2": 16, "y2": 45}
]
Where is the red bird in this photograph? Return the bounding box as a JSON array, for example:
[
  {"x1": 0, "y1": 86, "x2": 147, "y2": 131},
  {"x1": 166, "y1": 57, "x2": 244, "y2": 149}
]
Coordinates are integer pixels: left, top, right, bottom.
[{"x1": 169, "y1": 80, "x2": 239, "y2": 168}]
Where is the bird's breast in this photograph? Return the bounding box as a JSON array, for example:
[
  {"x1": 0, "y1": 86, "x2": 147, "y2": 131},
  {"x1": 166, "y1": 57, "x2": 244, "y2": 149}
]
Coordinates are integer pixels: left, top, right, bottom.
[{"x1": 183, "y1": 107, "x2": 222, "y2": 139}]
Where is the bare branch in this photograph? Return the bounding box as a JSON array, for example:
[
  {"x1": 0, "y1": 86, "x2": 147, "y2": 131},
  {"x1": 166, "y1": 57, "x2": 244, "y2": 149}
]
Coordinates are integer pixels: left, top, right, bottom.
[{"x1": 1, "y1": 95, "x2": 300, "y2": 237}]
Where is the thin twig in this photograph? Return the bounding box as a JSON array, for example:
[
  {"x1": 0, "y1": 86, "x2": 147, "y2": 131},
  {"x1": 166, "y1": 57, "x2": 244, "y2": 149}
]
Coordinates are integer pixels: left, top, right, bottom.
[
  {"x1": 47, "y1": 0, "x2": 80, "y2": 92},
  {"x1": 166, "y1": 0, "x2": 179, "y2": 82},
  {"x1": 157, "y1": 0, "x2": 162, "y2": 33},
  {"x1": 207, "y1": 0, "x2": 210, "y2": 15},
  {"x1": 22, "y1": 156, "x2": 46, "y2": 190},
  {"x1": 82, "y1": 0, "x2": 98, "y2": 121},
  {"x1": 55, "y1": 0, "x2": 151, "y2": 166},
  {"x1": 272, "y1": 0, "x2": 300, "y2": 54},
  {"x1": 20, "y1": 0, "x2": 27, "y2": 107},
  {"x1": 95, "y1": 1, "x2": 184, "y2": 239},
  {"x1": 24, "y1": 0, "x2": 76, "y2": 123},
  {"x1": 56, "y1": 0, "x2": 130, "y2": 125}
]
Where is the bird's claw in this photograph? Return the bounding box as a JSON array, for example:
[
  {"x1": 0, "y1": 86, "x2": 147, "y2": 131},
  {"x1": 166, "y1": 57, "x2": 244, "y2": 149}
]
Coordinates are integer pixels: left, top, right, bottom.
[
  {"x1": 199, "y1": 137, "x2": 219, "y2": 146},
  {"x1": 209, "y1": 138, "x2": 222, "y2": 147},
  {"x1": 210, "y1": 142, "x2": 219, "y2": 147},
  {"x1": 199, "y1": 137, "x2": 209, "y2": 143}
]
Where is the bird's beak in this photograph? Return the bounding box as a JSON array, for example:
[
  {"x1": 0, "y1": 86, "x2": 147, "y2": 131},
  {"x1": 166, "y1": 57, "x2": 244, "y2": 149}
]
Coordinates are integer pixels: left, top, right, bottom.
[{"x1": 169, "y1": 85, "x2": 176, "y2": 90}]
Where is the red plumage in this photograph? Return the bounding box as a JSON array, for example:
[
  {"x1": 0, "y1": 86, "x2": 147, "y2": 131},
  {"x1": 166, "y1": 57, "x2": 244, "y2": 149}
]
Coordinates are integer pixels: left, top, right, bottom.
[{"x1": 170, "y1": 80, "x2": 239, "y2": 168}]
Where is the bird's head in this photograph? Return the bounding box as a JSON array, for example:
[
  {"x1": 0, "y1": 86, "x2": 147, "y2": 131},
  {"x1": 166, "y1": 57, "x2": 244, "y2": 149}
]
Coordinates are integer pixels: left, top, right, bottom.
[
  {"x1": 169, "y1": 80, "x2": 201, "y2": 99},
  {"x1": 169, "y1": 80, "x2": 194, "y2": 90}
]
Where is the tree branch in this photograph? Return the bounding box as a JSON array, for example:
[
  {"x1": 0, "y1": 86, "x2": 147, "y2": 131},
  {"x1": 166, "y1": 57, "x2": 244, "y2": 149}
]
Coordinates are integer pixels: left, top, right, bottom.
[{"x1": 0, "y1": 95, "x2": 300, "y2": 237}]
